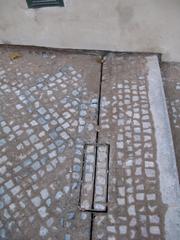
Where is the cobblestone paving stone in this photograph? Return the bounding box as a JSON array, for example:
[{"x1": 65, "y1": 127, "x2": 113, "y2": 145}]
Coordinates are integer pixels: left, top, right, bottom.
[
  {"x1": 0, "y1": 47, "x2": 101, "y2": 240},
  {"x1": 161, "y1": 63, "x2": 180, "y2": 181},
  {"x1": 92, "y1": 54, "x2": 166, "y2": 240}
]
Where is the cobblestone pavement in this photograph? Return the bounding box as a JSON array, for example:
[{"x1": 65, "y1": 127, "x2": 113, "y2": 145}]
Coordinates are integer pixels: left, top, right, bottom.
[
  {"x1": 161, "y1": 63, "x2": 180, "y2": 182},
  {"x1": 92, "y1": 54, "x2": 166, "y2": 240},
  {"x1": 0, "y1": 47, "x2": 179, "y2": 240},
  {"x1": 0, "y1": 46, "x2": 101, "y2": 239}
]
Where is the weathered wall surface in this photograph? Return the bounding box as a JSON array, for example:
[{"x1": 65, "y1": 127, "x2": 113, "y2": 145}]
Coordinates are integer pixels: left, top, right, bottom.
[{"x1": 0, "y1": 0, "x2": 180, "y2": 62}]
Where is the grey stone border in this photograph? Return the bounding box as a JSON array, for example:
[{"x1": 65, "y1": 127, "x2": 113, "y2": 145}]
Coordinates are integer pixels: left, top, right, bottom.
[{"x1": 147, "y1": 56, "x2": 180, "y2": 240}]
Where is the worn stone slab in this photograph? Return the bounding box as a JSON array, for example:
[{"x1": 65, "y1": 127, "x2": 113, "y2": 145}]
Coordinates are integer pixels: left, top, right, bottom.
[
  {"x1": 0, "y1": 47, "x2": 101, "y2": 240},
  {"x1": 161, "y1": 63, "x2": 180, "y2": 182},
  {"x1": 92, "y1": 54, "x2": 180, "y2": 240},
  {"x1": 147, "y1": 56, "x2": 180, "y2": 240}
]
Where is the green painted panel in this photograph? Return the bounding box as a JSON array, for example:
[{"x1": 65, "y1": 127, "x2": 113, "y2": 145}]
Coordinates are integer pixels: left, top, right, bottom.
[{"x1": 26, "y1": 0, "x2": 64, "y2": 8}]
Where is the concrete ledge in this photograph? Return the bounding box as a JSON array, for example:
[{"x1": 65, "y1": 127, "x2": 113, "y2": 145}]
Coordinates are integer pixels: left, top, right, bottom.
[{"x1": 147, "y1": 55, "x2": 180, "y2": 240}]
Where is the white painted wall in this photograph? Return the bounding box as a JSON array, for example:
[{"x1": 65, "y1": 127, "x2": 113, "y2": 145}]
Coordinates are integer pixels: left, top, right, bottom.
[{"x1": 0, "y1": 0, "x2": 180, "y2": 61}]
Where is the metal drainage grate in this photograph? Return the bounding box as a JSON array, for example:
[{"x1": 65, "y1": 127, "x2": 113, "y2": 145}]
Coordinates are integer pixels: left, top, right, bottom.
[
  {"x1": 26, "y1": 0, "x2": 64, "y2": 8},
  {"x1": 79, "y1": 144, "x2": 110, "y2": 212}
]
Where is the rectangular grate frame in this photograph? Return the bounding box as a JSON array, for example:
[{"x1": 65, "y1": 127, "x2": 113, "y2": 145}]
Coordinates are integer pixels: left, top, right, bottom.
[{"x1": 79, "y1": 144, "x2": 110, "y2": 212}]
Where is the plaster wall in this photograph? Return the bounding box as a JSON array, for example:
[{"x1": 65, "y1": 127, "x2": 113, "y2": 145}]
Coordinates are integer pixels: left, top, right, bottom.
[{"x1": 0, "y1": 0, "x2": 180, "y2": 61}]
